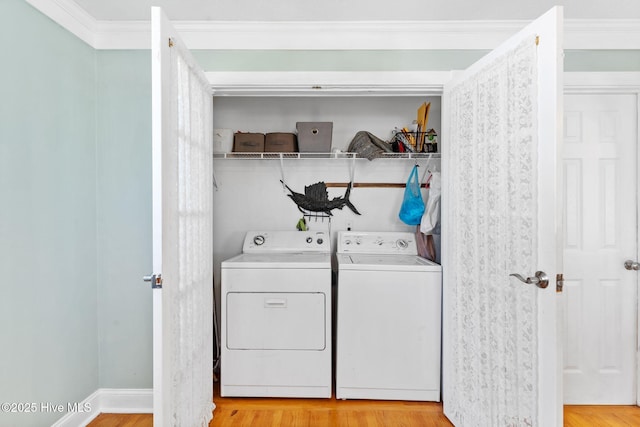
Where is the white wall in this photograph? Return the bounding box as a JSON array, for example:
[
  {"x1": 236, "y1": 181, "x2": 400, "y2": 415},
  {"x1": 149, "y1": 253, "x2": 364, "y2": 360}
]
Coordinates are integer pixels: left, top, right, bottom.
[
  {"x1": 212, "y1": 158, "x2": 440, "y2": 264},
  {"x1": 212, "y1": 96, "x2": 441, "y2": 151}
]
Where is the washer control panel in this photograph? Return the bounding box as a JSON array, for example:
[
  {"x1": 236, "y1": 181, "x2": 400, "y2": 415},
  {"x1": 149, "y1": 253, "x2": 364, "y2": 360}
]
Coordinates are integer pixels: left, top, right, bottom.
[
  {"x1": 337, "y1": 231, "x2": 418, "y2": 255},
  {"x1": 243, "y1": 230, "x2": 330, "y2": 253}
]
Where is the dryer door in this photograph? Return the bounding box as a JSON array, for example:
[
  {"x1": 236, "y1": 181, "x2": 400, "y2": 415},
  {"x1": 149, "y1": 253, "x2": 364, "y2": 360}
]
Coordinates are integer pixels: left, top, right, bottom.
[{"x1": 227, "y1": 292, "x2": 326, "y2": 350}]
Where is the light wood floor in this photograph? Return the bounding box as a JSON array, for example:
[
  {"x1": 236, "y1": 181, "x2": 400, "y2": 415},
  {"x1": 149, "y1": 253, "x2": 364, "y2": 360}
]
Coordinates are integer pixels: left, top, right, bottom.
[{"x1": 88, "y1": 389, "x2": 640, "y2": 426}]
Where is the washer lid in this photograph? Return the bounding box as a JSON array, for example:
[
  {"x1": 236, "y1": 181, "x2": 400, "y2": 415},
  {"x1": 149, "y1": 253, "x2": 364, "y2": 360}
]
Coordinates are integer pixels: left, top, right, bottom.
[
  {"x1": 337, "y1": 253, "x2": 441, "y2": 272},
  {"x1": 222, "y1": 252, "x2": 331, "y2": 269}
]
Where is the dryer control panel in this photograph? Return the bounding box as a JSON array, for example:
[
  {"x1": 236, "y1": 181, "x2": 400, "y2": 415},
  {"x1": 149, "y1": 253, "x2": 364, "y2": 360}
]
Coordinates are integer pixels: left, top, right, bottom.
[
  {"x1": 337, "y1": 231, "x2": 418, "y2": 255},
  {"x1": 243, "y1": 230, "x2": 330, "y2": 253}
]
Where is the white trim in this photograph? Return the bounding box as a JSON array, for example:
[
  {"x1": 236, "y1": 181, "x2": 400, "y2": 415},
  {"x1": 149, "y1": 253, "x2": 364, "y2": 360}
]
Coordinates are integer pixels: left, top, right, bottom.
[
  {"x1": 208, "y1": 71, "x2": 640, "y2": 97},
  {"x1": 564, "y1": 72, "x2": 640, "y2": 93},
  {"x1": 93, "y1": 20, "x2": 150, "y2": 50},
  {"x1": 636, "y1": 91, "x2": 640, "y2": 409},
  {"x1": 21, "y1": 1, "x2": 640, "y2": 50},
  {"x1": 51, "y1": 388, "x2": 153, "y2": 427},
  {"x1": 207, "y1": 71, "x2": 452, "y2": 96},
  {"x1": 49, "y1": 389, "x2": 100, "y2": 427},
  {"x1": 97, "y1": 388, "x2": 154, "y2": 413}
]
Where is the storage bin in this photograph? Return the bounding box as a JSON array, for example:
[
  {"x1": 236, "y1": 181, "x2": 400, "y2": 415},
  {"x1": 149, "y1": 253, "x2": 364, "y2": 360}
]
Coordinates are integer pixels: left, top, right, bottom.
[
  {"x1": 296, "y1": 122, "x2": 333, "y2": 153},
  {"x1": 265, "y1": 133, "x2": 298, "y2": 152},
  {"x1": 233, "y1": 133, "x2": 265, "y2": 152},
  {"x1": 213, "y1": 128, "x2": 234, "y2": 153}
]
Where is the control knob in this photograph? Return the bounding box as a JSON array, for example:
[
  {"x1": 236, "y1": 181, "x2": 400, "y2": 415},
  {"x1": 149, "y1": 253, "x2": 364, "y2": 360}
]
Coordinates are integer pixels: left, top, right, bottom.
[{"x1": 253, "y1": 235, "x2": 265, "y2": 246}]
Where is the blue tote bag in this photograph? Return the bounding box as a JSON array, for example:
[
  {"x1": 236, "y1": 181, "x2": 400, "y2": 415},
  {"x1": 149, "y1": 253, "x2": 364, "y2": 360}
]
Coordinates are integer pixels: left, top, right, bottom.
[{"x1": 398, "y1": 165, "x2": 425, "y2": 225}]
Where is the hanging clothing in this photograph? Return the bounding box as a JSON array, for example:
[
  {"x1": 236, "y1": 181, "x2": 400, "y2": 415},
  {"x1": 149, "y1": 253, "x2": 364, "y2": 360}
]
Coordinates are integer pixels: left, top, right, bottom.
[
  {"x1": 420, "y1": 172, "x2": 441, "y2": 235},
  {"x1": 416, "y1": 172, "x2": 441, "y2": 262}
]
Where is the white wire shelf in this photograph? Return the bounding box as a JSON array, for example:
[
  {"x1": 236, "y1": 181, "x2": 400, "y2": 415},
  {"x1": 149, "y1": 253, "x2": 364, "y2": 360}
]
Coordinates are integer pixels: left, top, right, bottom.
[{"x1": 212, "y1": 152, "x2": 440, "y2": 160}]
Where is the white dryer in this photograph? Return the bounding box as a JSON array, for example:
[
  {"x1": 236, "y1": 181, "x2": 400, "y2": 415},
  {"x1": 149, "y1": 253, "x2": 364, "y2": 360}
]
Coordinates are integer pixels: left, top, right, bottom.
[
  {"x1": 221, "y1": 230, "x2": 331, "y2": 398},
  {"x1": 336, "y1": 231, "x2": 442, "y2": 401}
]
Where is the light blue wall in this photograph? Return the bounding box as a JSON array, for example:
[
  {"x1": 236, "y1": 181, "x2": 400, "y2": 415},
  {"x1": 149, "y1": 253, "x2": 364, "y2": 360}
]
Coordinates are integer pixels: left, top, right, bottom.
[
  {"x1": 193, "y1": 49, "x2": 640, "y2": 72},
  {"x1": 0, "y1": 1, "x2": 99, "y2": 426},
  {"x1": 192, "y1": 49, "x2": 489, "y2": 71},
  {"x1": 0, "y1": 5, "x2": 155, "y2": 425},
  {"x1": 95, "y1": 50, "x2": 153, "y2": 388},
  {"x1": 565, "y1": 50, "x2": 640, "y2": 71}
]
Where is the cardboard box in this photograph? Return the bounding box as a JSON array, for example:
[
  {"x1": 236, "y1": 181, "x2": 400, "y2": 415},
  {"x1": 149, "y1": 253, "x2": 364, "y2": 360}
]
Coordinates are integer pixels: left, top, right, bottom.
[
  {"x1": 296, "y1": 122, "x2": 333, "y2": 153},
  {"x1": 233, "y1": 133, "x2": 265, "y2": 152},
  {"x1": 265, "y1": 133, "x2": 298, "y2": 152}
]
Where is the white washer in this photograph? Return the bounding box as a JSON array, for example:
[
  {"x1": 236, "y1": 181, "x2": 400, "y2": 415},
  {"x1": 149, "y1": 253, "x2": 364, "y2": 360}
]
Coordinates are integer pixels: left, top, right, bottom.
[
  {"x1": 221, "y1": 230, "x2": 331, "y2": 398},
  {"x1": 336, "y1": 231, "x2": 442, "y2": 401}
]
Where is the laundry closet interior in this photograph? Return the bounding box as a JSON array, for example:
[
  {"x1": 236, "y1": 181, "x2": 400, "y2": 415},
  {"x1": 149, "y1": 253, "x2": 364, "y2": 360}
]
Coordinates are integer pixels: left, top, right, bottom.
[
  {"x1": 211, "y1": 92, "x2": 445, "y2": 399},
  {"x1": 211, "y1": 95, "x2": 443, "y2": 271}
]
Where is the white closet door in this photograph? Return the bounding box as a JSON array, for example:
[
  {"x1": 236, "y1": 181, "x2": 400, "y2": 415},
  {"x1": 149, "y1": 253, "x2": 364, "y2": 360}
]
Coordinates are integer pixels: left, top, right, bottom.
[
  {"x1": 563, "y1": 93, "x2": 638, "y2": 404},
  {"x1": 151, "y1": 7, "x2": 215, "y2": 426},
  {"x1": 442, "y1": 7, "x2": 563, "y2": 426}
]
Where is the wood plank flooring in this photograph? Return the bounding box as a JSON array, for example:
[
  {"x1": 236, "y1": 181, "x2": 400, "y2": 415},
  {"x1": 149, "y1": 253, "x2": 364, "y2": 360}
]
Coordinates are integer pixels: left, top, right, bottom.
[
  {"x1": 88, "y1": 396, "x2": 640, "y2": 426},
  {"x1": 88, "y1": 413, "x2": 152, "y2": 427},
  {"x1": 208, "y1": 394, "x2": 452, "y2": 427},
  {"x1": 564, "y1": 405, "x2": 640, "y2": 427}
]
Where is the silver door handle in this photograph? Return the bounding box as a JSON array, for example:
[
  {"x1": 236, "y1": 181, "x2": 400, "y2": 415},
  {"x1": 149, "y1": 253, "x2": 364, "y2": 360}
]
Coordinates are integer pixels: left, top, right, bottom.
[
  {"x1": 509, "y1": 271, "x2": 549, "y2": 289},
  {"x1": 143, "y1": 273, "x2": 163, "y2": 289},
  {"x1": 624, "y1": 260, "x2": 640, "y2": 271}
]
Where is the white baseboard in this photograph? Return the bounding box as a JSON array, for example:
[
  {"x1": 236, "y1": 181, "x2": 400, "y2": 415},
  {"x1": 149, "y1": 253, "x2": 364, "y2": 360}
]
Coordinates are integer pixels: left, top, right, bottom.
[{"x1": 51, "y1": 388, "x2": 153, "y2": 427}]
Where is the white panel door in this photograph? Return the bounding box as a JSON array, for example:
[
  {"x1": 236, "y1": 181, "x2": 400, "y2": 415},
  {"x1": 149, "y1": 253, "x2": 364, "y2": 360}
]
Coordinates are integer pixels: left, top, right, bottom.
[
  {"x1": 442, "y1": 7, "x2": 563, "y2": 426},
  {"x1": 151, "y1": 7, "x2": 215, "y2": 426},
  {"x1": 563, "y1": 94, "x2": 638, "y2": 404}
]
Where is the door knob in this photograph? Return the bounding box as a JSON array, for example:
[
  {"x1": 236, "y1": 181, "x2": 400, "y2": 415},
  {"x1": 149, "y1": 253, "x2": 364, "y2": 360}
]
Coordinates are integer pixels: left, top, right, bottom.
[
  {"x1": 509, "y1": 271, "x2": 549, "y2": 289},
  {"x1": 143, "y1": 273, "x2": 163, "y2": 288},
  {"x1": 624, "y1": 260, "x2": 640, "y2": 271}
]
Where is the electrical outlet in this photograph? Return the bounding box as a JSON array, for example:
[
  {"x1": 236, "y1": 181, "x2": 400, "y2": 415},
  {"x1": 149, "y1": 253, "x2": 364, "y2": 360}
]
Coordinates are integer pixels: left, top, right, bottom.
[{"x1": 346, "y1": 221, "x2": 353, "y2": 231}]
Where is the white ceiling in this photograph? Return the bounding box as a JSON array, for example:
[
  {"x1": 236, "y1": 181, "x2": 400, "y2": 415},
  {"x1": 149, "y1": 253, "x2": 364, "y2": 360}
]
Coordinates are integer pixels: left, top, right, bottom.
[{"x1": 71, "y1": 0, "x2": 640, "y2": 21}]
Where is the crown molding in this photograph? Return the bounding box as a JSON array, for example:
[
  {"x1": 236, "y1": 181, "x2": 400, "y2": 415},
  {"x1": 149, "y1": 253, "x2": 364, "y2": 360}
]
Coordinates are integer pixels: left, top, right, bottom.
[
  {"x1": 26, "y1": 0, "x2": 97, "y2": 47},
  {"x1": 26, "y1": 0, "x2": 640, "y2": 50}
]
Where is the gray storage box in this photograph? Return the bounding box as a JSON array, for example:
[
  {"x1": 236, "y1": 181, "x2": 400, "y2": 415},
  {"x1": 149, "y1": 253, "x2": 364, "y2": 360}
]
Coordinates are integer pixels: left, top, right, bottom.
[{"x1": 296, "y1": 122, "x2": 333, "y2": 153}]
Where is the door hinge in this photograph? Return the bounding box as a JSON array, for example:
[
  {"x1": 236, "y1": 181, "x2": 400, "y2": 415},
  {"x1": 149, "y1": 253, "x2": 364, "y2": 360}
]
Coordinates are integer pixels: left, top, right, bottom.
[
  {"x1": 143, "y1": 273, "x2": 163, "y2": 289},
  {"x1": 556, "y1": 273, "x2": 564, "y2": 293}
]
